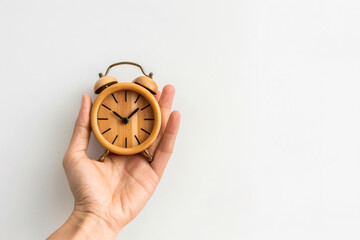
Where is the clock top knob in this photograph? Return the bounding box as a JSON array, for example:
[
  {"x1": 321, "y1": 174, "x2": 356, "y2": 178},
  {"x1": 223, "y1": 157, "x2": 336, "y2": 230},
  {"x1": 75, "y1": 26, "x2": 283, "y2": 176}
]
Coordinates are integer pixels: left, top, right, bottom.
[
  {"x1": 94, "y1": 62, "x2": 156, "y2": 94},
  {"x1": 132, "y1": 76, "x2": 158, "y2": 95},
  {"x1": 94, "y1": 75, "x2": 118, "y2": 94}
]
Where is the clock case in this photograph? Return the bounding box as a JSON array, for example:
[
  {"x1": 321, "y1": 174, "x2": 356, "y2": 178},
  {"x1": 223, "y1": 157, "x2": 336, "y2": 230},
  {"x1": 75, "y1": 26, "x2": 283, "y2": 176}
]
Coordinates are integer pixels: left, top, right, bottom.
[{"x1": 90, "y1": 62, "x2": 161, "y2": 161}]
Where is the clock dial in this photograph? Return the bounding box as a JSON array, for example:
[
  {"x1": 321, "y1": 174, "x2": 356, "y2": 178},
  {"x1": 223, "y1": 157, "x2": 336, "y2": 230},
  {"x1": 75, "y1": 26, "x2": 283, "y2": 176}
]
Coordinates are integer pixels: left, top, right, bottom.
[{"x1": 97, "y1": 90, "x2": 155, "y2": 148}]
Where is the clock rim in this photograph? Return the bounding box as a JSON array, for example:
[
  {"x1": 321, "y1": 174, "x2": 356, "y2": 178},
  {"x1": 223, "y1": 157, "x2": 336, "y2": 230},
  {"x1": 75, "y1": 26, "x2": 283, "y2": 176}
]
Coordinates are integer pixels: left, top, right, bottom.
[{"x1": 91, "y1": 82, "x2": 161, "y2": 155}]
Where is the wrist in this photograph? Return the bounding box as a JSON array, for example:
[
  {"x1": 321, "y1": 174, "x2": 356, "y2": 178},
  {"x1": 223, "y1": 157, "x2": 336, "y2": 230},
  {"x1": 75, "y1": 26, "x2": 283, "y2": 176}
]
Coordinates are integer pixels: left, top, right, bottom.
[
  {"x1": 48, "y1": 210, "x2": 119, "y2": 240},
  {"x1": 69, "y1": 210, "x2": 119, "y2": 240}
]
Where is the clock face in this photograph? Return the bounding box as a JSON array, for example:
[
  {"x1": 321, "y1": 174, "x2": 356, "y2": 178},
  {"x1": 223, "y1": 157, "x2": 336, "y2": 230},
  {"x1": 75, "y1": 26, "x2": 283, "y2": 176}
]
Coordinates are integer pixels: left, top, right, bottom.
[{"x1": 97, "y1": 90, "x2": 155, "y2": 149}]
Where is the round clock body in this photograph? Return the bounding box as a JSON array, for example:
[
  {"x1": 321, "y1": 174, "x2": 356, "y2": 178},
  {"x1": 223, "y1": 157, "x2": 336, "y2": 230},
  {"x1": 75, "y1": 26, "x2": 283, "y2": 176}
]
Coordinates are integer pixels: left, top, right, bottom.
[{"x1": 91, "y1": 82, "x2": 161, "y2": 155}]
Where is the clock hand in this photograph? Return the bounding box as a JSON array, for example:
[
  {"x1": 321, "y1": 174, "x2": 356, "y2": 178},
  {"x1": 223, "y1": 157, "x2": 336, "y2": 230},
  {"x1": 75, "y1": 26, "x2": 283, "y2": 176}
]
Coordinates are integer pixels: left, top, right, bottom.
[
  {"x1": 113, "y1": 111, "x2": 130, "y2": 124},
  {"x1": 127, "y1": 108, "x2": 139, "y2": 119},
  {"x1": 112, "y1": 111, "x2": 124, "y2": 120}
]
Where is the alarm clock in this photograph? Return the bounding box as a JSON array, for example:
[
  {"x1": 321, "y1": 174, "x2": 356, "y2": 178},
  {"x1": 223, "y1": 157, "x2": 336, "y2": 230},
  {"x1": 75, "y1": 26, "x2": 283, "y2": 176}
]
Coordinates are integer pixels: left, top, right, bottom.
[{"x1": 90, "y1": 62, "x2": 161, "y2": 162}]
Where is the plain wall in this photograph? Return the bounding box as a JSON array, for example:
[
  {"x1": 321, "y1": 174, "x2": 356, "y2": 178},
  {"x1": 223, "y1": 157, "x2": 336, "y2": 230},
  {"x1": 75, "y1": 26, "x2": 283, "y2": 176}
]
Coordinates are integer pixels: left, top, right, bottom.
[{"x1": 1, "y1": 0, "x2": 360, "y2": 239}]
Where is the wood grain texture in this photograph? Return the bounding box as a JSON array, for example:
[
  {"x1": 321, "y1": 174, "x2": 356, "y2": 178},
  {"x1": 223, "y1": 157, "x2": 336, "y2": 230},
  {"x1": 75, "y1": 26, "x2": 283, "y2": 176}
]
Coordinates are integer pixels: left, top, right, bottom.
[
  {"x1": 94, "y1": 76, "x2": 118, "y2": 94},
  {"x1": 132, "y1": 76, "x2": 158, "y2": 94},
  {"x1": 97, "y1": 90, "x2": 155, "y2": 148},
  {"x1": 91, "y1": 82, "x2": 161, "y2": 155}
]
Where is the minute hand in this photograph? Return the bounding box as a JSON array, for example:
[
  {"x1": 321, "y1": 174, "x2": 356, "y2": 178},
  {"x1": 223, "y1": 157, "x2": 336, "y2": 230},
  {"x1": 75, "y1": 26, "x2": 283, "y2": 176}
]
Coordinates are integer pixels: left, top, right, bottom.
[{"x1": 127, "y1": 108, "x2": 139, "y2": 119}]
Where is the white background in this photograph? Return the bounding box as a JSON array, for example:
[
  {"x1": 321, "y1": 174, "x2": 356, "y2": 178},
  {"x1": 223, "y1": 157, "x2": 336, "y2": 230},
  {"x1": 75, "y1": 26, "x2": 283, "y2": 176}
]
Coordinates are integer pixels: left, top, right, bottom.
[{"x1": 1, "y1": 0, "x2": 360, "y2": 239}]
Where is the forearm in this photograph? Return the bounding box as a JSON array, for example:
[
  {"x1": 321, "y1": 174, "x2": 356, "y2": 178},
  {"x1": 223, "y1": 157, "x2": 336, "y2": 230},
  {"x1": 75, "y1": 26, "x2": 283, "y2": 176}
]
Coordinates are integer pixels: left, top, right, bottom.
[{"x1": 47, "y1": 211, "x2": 118, "y2": 240}]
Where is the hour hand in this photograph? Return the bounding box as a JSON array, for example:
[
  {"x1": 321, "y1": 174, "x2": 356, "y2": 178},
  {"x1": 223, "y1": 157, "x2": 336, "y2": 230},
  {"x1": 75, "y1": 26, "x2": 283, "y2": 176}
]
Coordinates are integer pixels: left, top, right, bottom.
[
  {"x1": 112, "y1": 111, "x2": 124, "y2": 120},
  {"x1": 127, "y1": 108, "x2": 139, "y2": 119}
]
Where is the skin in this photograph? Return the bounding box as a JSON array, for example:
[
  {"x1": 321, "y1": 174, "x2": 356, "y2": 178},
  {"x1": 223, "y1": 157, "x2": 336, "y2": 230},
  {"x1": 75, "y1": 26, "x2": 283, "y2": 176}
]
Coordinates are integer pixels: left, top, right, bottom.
[{"x1": 48, "y1": 85, "x2": 181, "y2": 240}]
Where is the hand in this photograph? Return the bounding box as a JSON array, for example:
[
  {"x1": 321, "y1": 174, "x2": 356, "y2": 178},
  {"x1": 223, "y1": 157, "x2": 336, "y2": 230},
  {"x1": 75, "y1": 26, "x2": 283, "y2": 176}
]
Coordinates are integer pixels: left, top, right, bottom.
[
  {"x1": 127, "y1": 107, "x2": 139, "y2": 119},
  {"x1": 48, "y1": 85, "x2": 181, "y2": 240}
]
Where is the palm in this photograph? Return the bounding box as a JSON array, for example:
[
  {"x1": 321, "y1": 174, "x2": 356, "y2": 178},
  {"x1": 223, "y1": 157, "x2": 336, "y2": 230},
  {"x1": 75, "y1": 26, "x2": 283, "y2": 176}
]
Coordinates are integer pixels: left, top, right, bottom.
[
  {"x1": 63, "y1": 85, "x2": 180, "y2": 232},
  {"x1": 66, "y1": 154, "x2": 158, "y2": 228}
]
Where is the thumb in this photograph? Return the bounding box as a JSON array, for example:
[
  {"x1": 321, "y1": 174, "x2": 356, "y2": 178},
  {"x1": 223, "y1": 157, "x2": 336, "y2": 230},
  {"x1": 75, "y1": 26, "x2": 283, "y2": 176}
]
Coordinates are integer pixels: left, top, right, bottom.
[{"x1": 67, "y1": 94, "x2": 92, "y2": 156}]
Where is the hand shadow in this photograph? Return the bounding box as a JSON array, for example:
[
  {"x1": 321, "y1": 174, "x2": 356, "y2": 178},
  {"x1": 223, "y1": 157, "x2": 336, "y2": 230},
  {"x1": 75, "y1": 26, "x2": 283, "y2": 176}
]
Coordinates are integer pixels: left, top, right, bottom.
[{"x1": 86, "y1": 132, "x2": 106, "y2": 160}]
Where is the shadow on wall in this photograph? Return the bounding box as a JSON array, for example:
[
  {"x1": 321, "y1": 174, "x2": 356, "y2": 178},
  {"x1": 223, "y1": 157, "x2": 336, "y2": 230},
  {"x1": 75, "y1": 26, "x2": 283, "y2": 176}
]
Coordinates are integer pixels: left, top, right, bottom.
[{"x1": 87, "y1": 132, "x2": 106, "y2": 160}]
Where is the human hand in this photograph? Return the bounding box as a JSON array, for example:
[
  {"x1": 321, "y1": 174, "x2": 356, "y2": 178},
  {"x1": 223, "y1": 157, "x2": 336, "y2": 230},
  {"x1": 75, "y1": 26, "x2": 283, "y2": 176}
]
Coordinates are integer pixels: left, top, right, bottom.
[{"x1": 48, "y1": 85, "x2": 180, "y2": 240}]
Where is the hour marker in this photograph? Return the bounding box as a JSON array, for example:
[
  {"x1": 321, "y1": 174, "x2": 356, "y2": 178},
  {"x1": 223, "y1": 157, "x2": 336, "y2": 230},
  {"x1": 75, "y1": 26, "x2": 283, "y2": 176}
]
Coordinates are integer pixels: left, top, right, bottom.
[
  {"x1": 125, "y1": 137, "x2": 127, "y2": 148},
  {"x1": 141, "y1": 104, "x2": 150, "y2": 111},
  {"x1": 144, "y1": 118, "x2": 154, "y2": 120},
  {"x1": 111, "y1": 93, "x2": 118, "y2": 103},
  {"x1": 125, "y1": 90, "x2": 127, "y2": 102},
  {"x1": 141, "y1": 128, "x2": 151, "y2": 135},
  {"x1": 134, "y1": 135, "x2": 141, "y2": 145},
  {"x1": 102, "y1": 128, "x2": 111, "y2": 134},
  {"x1": 112, "y1": 135, "x2": 118, "y2": 144},
  {"x1": 98, "y1": 118, "x2": 108, "y2": 120},
  {"x1": 134, "y1": 94, "x2": 140, "y2": 103},
  {"x1": 102, "y1": 104, "x2": 111, "y2": 111}
]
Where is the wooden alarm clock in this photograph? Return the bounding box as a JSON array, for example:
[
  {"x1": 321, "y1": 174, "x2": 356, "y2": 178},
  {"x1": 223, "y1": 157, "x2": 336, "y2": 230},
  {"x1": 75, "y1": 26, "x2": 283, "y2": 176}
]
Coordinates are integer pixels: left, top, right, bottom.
[{"x1": 90, "y1": 62, "x2": 161, "y2": 162}]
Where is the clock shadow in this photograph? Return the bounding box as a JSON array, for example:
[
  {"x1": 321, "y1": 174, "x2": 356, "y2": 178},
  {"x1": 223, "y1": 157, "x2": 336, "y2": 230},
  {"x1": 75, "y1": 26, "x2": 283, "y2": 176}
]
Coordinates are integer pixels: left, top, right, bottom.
[{"x1": 87, "y1": 132, "x2": 106, "y2": 160}]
